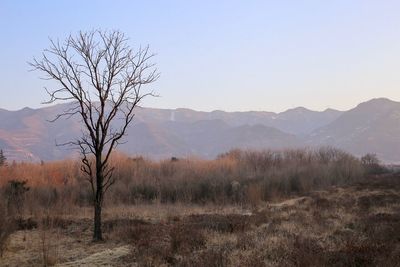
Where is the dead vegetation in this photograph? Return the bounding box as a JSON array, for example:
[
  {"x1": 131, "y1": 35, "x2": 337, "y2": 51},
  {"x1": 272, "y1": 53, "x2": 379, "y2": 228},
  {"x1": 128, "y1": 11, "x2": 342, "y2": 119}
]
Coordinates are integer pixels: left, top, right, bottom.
[
  {"x1": 0, "y1": 148, "x2": 399, "y2": 266},
  {"x1": 0, "y1": 174, "x2": 398, "y2": 266},
  {"x1": 0, "y1": 147, "x2": 366, "y2": 208},
  {"x1": 0, "y1": 202, "x2": 14, "y2": 258}
]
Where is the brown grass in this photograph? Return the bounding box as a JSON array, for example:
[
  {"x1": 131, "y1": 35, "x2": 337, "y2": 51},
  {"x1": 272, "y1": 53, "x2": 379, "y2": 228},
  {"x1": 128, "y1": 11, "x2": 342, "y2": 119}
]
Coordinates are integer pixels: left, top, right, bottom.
[
  {"x1": 0, "y1": 148, "x2": 398, "y2": 266},
  {"x1": 1, "y1": 174, "x2": 398, "y2": 266},
  {"x1": 0, "y1": 148, "x2": 366, "y2": 209}
]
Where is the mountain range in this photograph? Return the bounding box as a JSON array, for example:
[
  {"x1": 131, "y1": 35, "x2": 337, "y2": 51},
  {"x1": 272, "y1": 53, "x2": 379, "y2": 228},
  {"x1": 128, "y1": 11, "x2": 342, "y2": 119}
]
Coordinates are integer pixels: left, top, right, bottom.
[{"x1": 0, "y1": 98, "x2": 399, "y2": 163}]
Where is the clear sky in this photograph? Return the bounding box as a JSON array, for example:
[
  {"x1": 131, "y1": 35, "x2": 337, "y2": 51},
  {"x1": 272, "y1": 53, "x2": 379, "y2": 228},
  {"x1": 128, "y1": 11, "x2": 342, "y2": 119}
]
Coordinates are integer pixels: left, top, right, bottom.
[{"x1": 1, "y1": 0, "x2": 400, "y2": 112}]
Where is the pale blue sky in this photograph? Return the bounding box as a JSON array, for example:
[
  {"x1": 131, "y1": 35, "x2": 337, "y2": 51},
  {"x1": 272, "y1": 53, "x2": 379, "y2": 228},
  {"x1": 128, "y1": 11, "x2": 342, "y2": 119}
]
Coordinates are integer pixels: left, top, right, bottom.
[{"x1": 1, "y1": 1, "x2": 400, "y2": 112}]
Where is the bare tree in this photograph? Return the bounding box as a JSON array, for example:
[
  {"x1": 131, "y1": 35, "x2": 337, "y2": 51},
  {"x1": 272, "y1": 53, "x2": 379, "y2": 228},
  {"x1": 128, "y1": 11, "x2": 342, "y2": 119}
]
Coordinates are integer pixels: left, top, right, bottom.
[
  {"x1": 30, "y1": 30, "x2": 158, "y2": 241},
  {"x1": 0, "y1": 149, "x2": 6, "y2": 166}
]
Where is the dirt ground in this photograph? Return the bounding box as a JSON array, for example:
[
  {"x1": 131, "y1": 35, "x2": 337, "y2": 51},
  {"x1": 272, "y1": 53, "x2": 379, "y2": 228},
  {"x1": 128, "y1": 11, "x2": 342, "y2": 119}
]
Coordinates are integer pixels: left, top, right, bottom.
[{"x1": 1, "y1": 175, "x2": 400, "y2": 266}]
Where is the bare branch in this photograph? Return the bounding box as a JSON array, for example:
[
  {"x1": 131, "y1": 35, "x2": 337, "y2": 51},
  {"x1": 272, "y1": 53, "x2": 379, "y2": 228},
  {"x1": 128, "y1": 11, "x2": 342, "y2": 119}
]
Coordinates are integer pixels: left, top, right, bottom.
[{"x1": 30, "y1": 29, "x2": 158, "y2": 241}]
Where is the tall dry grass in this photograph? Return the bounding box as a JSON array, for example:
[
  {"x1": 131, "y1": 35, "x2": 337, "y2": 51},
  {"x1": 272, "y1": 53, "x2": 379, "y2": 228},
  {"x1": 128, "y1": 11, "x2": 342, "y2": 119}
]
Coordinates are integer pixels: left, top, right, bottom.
[{"x1": 0, "y1": 147, "x2": 370, "y2": 214}]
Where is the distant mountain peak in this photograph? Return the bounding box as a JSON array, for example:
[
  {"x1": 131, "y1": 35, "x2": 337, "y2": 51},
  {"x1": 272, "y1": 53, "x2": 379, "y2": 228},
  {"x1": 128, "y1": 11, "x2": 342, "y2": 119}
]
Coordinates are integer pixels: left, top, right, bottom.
[
  {"x1": 357, "y1": 97, "x2": 398, "y2": 107},
  {"x1": 281, "y1": 106, "x2": 312, "y2": 114},
  {"x1": 2, "y1": 97, "x2": 400, "y2": 162},
  {"x1": 323, "y1": 108, "x2": 341, "y2": 113},
  {"x1": 367, "y1": 97, "x2": 394, "y2": 102}
]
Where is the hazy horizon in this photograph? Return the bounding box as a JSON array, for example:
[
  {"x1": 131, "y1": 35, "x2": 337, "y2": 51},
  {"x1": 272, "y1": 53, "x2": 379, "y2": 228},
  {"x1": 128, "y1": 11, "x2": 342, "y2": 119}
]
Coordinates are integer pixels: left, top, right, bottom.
[{"x1": 0, "y1": 96, "x2": 397, "y2": 113}]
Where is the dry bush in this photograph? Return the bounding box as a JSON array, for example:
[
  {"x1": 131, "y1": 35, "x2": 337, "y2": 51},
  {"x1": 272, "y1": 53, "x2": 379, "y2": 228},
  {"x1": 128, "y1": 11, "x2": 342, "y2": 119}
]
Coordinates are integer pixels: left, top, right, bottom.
[
  {"x1": 35, "y1": 215, "x2": 61, "y2": 266},
  {"x1": 4, "y1": 180, "x2": 29, "y2": 218},
  {"x1": 0, "y1": 200, "x2": 14, "y2": 257},
  {"x1": 183, "y1": 213, "x2": 256, "y2": 233},
  {"x1": 39, "y1": 228, "x2": 57, "y2": 266},
  {"x1": 246, "y1": 183, "x2": 264, "y2": 207},
  {"x1": 0, "y1": 147, "x2": 367, "y2": 213},
  {"x1": 170, "y1": 224, "x2": 205, "y2": 255},
  {"x1": 235, "y1": 250, "x2": 265, "y2": 267},
  {"x1": 311, "y1": 195, "x2": 333, "y2": 210},
  {"x1": 123, "y1": 222, "x2": 173, "y2": 266},
  {"x1": 179, "y1": 245, "x2": 229, "y2": 267},
  {"x1": 326, "y1": 239, "x2": 386, "y2": 266},
  {"x1": 361, "y1": 153, "x2": 388, "y2": 174},
  {"x1": 2, "y1": 165, "x2": 398, "y2": 267},
  {"x1": 119, "y1": 219, "x2": 206, "y2": 266},
  {"x1": 15, "y1": 218, "x2": 38, "y2": 230},
  {"x1": 236, "y1": 232, "x2": 256, "y2": 250},
  {"x1": 290, "y1": 235, "x2": 324, "y2": 266},
  {"x1": 104, "y1": 218, "x2": 150, "y2": 236}
]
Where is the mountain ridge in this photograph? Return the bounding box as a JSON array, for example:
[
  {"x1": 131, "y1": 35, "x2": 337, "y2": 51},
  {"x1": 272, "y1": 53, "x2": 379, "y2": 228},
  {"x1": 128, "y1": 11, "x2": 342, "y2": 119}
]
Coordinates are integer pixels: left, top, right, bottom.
[{"x1": 1, "y1": 98, "x2": 399, "y2": 162}]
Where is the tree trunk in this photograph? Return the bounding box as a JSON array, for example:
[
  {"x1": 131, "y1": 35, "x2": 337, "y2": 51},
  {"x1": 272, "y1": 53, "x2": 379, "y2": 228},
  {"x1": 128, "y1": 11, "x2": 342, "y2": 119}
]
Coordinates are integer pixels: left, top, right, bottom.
[
  {"x1": 93, "y1": 157, "x2": 104, "y2": 241},
  {"x1": 93, "y1": 200, "x2": 103, "y2": 241}
]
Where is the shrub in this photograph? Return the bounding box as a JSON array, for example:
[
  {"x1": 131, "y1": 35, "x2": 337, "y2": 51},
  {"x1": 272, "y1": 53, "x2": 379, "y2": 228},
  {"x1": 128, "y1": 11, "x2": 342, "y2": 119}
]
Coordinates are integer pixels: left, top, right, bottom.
[
  {"x1": 361, "y1": 153, "x2": 387, "y2": 174},
  {"x1": 0, "y1": 200, "x2": 14, "y2": 257},
  {"x1": 170, "y1": 224, "x2": 205, "y2": 254},
  {"x1": 5, "y1": 180, "x2": 29, "y2": 217}
]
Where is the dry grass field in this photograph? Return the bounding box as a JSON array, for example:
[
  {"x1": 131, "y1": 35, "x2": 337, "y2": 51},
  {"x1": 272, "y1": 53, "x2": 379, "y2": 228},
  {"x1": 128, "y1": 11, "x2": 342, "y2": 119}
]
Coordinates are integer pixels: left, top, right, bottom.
[{"x1": 1, "y1": 174, "x2": 399, "y2": 266}]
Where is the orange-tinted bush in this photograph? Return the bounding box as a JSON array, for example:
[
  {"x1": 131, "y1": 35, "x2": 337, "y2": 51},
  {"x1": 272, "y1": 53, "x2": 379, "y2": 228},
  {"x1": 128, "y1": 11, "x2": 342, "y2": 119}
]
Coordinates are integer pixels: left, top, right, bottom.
[{"x1": 0, "y1": 147, "x2": 366, "y2": 210}]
